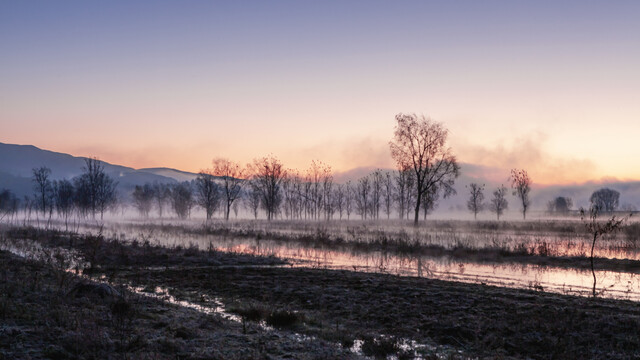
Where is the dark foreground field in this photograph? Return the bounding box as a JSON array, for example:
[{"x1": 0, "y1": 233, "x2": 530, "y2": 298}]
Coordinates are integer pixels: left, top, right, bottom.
[{"x1": 2, "y1": 227, "x2": 640, "y2": 359}]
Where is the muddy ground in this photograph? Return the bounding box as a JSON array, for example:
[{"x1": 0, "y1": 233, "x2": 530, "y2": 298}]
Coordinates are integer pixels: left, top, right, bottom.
[
  {"x1": 0, "y1": 250, "x2": 357, "y2": 359},
  {"x1": 3, "y1": 226, "x2": 640, "y2": 359}
]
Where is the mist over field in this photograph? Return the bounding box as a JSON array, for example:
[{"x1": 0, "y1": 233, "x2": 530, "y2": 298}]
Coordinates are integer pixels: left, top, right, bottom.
[{"x1": 3, "y1": 141, "x2": 640, "y2": 220}]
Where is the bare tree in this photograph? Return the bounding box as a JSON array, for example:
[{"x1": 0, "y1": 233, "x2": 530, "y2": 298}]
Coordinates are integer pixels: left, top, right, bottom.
[
  {"x1": 345, "y1": 181, "x2": 354, "y2": 220},
  {"x1": 510, "y1": 169, "x2": 531, "y2": 220},
  {"x1": 282, "y1": 171, "x2": 304, "y2": 219},
  {"x1": 334, "y1": 184, "x2": 346, "y2": 220},
  {"x1": 581, "y1": 207, "x2": 630, "y2": 297},
  {"x1": 195, "y1": 171, "x2": 221, "y2": 220},
  {"x1": 32, "y1": 166, "x2": 53, "y2": 217},
  {"x1": 466, "y1": 183, "x2": 485, "y2": 220},
  {"x1": 390, "y1": 113, "x2": 460, "y2": 225},
  {"x1": 306, "y1": 160, "x2": 322, "y2": 219},
  {"x1": 244, "y1": 180, "x2": 262, "y2": 219},
  {"x1": 251, "y1": 156, "x2": 286, "y2": 221},
  {"x1": 132, "y1": 184, "x2": 155, "y2": 218},
  {"x1": 355, "y1": 176, "x2": 371, "y2": 220},
  {"x1": 74, "y1": 158, "x2": 117, "y2": 219},
  {"x1": 590, "y1": 188, "x2": 620, "y2": 213},
  {"x1": 212, "y1": 158, "x2": 247, "y2": 221},
  {"x1": 370, "y1": 170, "x2": 383, "y2": 219},
  {"x1": 321, "y1": 165, "x2": 334, "y2": 220},
  {"x1": 152, "y1": 182, "x2": 170, "y2": 218},
  {"x1": 52, "y1": 180, "x2": 74, "y2": 229},
  {"x1": 169, "y1": 182, "x2": 194, "y2": 219},
  {"x1": 382, "y1": 171, "x2": 394, "y2": 220},
  {"x1": 489, "y1": 185, "x2": 508, "y2": 220}
]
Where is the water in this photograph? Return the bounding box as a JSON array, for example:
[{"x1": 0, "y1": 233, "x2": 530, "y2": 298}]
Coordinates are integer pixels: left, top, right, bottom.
[
  {"x1": 83, "y1": 220, "x2": 640, "y2": 301},
  {"x1": 18, "y1": 219, "x2": 640, "y2": 301}
]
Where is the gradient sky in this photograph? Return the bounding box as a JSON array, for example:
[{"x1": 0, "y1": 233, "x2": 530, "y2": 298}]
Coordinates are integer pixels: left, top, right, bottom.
[{"x1": 1, "y1": 1, "x2": 639, "y2": 185}]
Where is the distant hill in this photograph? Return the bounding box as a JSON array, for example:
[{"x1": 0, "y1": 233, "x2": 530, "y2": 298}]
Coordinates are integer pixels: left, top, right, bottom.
[
  {"x1": 0, "y1": 142, "x2": 190, "y2": 198},
  {"x1": 138, "y1": 167, "x2": 198, "y2": 182}
]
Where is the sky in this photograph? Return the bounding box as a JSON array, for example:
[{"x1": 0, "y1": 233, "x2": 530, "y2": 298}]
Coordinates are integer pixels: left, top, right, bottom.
[{"x1": 1, "y1": 1, "x2": 639, "y2": 185}]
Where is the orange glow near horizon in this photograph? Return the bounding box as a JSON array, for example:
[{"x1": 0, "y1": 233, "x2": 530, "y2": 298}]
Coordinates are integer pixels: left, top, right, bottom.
[{"x1": 6, "y1": 131, "x2": 640, "y2": 187}]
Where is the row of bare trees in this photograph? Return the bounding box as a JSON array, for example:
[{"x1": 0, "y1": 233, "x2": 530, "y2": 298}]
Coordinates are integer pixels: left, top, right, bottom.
[
  {"x1": 29, "y1": 159, "x2": 118, "y2": 224},
  {"x1": 0, "y1": 158, "x2": 121, "y2": 229},
  {"x1": 127, "y1": 114, "x2": 464, "y2": 223},
  {"x1": 465, "y1": 169, "x2": 531, "y2": 220}
]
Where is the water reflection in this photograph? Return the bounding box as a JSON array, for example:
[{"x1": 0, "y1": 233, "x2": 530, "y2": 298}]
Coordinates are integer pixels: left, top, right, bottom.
[{"x1": 42, "y1": 221, "x2": 640, "y2": 301}]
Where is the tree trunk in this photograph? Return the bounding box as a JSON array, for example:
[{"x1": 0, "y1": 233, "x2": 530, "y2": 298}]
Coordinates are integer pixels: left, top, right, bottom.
[
  {"x1": 413, "y1": 191, "x2": 421, "y2": 226},
  {"x1": 591, "y1": 233, "x2": 597, "y2": 297}
]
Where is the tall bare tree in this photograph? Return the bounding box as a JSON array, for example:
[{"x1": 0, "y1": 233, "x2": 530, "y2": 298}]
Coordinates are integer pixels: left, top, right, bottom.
[
  {"x1": 132, "y1": 183, "x2": 155, "y2": 218},
  {"x1": 382, "y1": 171, "x2": 394, "y2": 220},
  {"x1": 152, "y1": 182, "x2": 170, "y2": 218},
  {"x1": 334, "y1": 184, "x2": 346, "y2": 220},
  {"x1": 345, "y1": 181, "x2": 354, "y2": 220},
  {"x1": 282, "y1": 171, "x2": 304, "y2": 219},
  {"x1": 510, "y1": 169, "x2": 531, "y2": 220},
  {"x1": 212, "y1": 158, "x2": 247, "y2": 221},
  {"x1": 251, "y1": 156, "x2": 286, "y2": 221},
  {"x1": 244, "y1": 180, "x2": 262, "y2": 219},
  {"x1": 32, "y1": 166, "x2": 53, "y2": 217},
  {"x1": 195, "y1": 171, "x2": 221, "y2": 220},
  {"x1": 321, "y1": 165, "x2": 334, "y2": 220},
  {"x1": 370, "y1": 169, "x2": 383, "y2": 219},
  {"x1": 355, "y1": 176, "x2": 371, "y2": 220},
  {"x1": 489, "y1": 185, "x2": 508, "y2": 220},
  {"x1": 390, "y1": 113, "x2": 460, "y2": 225},
  {"x1": 466, "y1": 183, "x2": 485, "y2": 220},
  {"x1": 306, "y1": 160, "x2": 322, "y2": 219}
]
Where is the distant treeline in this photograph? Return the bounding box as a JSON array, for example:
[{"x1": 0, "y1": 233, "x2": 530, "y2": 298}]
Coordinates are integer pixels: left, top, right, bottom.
[{"x1": 0, "y1": 114, "x2": 634, "y2": 223}]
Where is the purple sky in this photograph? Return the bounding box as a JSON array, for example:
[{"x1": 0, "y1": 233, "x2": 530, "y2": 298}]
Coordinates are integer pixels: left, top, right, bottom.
[{"x1": 2, "y1": 1, "x2": 639, "y2": 184}]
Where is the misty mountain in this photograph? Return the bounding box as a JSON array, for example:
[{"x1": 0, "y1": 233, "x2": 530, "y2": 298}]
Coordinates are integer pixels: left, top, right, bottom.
[
  {"x1": 0, "y1": 142, "x2": 190, "y2": 198},
  {"x1": 138, "y1": 167, "x2": 198, "y2": 182}
]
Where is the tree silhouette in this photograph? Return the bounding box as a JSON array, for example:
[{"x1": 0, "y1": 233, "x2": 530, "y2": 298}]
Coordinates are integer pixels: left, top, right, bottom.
[
  {"x1": 195, "y1": 171, "x2": 221, "y2": 220},
  {"x1": 581, "y1": 207, "x2": 630, "y2": 297},
  {"x1": 510, "y1": 169, "x2": 531, "y2": 220},
  {"x1": 390, "y1": 113, "x2": 459, "y2": 225},
  {"x1": 250, "y1": 156, "x2": 286, "y2": 221},
  {"x1": 466, "y1": 183, "x2": 485, "y2": 220},
  {"x1": 32, "y1": 166, "x2": 53, "y2": 217},
  {"x1": 590, "y1": 188, "x2": 620, "y2": 213},
  {"x1": 211, "y1": 158, "x2": 247, "y2": 221},
  {"x1": 489, "y1": 185, "x2": 508, "y2": 220}
]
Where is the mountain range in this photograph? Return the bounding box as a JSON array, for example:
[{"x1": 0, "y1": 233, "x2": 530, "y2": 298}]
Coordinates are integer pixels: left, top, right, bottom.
[{"x1": 0, "y1": 142, "x2": 197, "y2": 199}]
